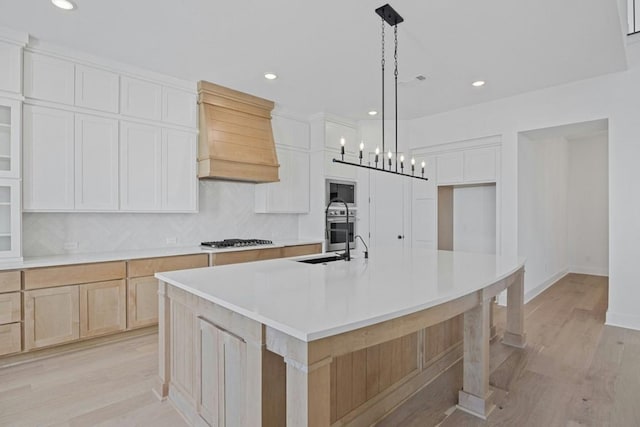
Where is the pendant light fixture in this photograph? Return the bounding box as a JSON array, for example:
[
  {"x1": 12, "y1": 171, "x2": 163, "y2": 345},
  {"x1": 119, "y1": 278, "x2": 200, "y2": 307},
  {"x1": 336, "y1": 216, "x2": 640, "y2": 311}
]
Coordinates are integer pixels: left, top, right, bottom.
[{"x1": 333, "y1": 4, "x2": 428, "y2": 181}]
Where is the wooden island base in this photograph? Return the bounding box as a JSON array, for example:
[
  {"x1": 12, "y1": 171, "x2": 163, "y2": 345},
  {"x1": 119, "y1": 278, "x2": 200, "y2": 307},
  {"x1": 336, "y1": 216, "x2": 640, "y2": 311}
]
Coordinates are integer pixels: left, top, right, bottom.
[{"x1": 156, "y1": 266, "x2": 525, "y2": 426}]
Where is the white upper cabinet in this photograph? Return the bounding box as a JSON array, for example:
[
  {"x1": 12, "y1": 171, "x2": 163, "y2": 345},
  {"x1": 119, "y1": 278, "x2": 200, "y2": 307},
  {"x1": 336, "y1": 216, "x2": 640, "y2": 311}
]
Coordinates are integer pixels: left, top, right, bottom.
[
  {"x1": 74, "y1": 114, "x2": 119, "y2": 210},
  {"x1": 75, "y1": 64, "x2": 119, "y2": 113},
  {"x1": 120, "y1": 121, "x2": 162, "y2": 211},
  {"x1": 255, "y1": 146, "x2": 309, "y2": 213},
  {"x1": 325, "y1": 120, "x2": 357, "y2": 153},
  {"x1": 24, "y1": 52, "x2": 75, "y2": 105},
  {"x1": 23, "y1": 105, "x2": 75, "y2": 210},
  {"x1": 272, "y1": 115, "x2": 310, "y2": 150},
  {"x1": 0, "y1": 41, "x2": 22, "y2": 94},
  {"x1": 162, "y1": 87, "x2": 196, "y2": 127},
  {"x1": 163, "y1": 129, "x2": 196, "y2": 211},
  {"x1": 0, "y1": 98, "x2": 21, "y2": 178},
  {"x1": 436, "y1": 153, "x2": 464, "y2": 185},
  {"x1": 120, "y1": 76, "x2": 161, "y2": 121},
  {"x1": 463, "y1": 147, "x2": 497, "y2": 183},
  {"x1": 0, "y1": 179, "x2": 21, "y2": 259}
]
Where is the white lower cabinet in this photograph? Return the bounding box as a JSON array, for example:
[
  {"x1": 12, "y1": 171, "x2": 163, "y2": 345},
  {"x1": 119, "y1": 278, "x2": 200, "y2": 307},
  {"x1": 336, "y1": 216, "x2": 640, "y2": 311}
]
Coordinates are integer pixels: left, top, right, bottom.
[
  {"x1": 255, "y1": 146, "x2": 309, "y2": 213},
  {"x1": 75, "y1": 114, "x2": 119, "y2": 210},
  {"x1": 23, "y1": 105, "x2": 75, "y2": 210},
  {"x1": 120, "y1": 121, "x2": 162, "y2": 211}
]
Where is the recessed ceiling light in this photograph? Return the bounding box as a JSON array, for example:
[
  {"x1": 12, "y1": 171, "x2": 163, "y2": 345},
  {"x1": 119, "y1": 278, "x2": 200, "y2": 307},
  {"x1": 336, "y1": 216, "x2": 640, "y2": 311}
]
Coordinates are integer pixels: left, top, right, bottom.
[
  {"x1": 368, "y1": 110, "x2": 378, "y2": 116},
  {"x1": 51, "y1": 0, "x2": 76, "y2": 10},
  {"x1": 472, "y1": 80, "x2": 486, "y2": 87},
  {"x1": 264, "y1": 73, "x2": 277, "y2": 80}
]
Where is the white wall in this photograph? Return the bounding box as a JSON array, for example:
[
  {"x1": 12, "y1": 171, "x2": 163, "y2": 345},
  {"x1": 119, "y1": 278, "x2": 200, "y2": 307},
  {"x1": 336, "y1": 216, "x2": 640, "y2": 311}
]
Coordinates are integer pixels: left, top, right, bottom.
[
  {"x1": 453, "y1": 184, "x2": 496, "y2": 254},
  {"x1": 408, "y1": 42, "x2": 640, "y2": 330},
  {"x1": 568, "y1": 132, "x2": 609, "y2": 275},
  {"x1": 23, "y1": 180, "x2": 299, "y2": 256},
  {"x1": 518, "y1": 135, "x2": 569, "y2": 299}
]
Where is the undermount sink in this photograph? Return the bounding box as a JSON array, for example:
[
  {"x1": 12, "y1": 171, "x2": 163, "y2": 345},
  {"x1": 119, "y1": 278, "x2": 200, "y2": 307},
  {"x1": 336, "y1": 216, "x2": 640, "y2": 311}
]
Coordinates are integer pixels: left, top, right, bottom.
[{"x1": 295, "y1": 255, "x2": 344, "y2": 264}]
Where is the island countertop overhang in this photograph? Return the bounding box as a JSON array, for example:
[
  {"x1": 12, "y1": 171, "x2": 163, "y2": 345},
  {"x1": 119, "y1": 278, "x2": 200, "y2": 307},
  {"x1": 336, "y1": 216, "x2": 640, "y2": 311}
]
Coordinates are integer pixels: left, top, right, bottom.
[{"x1": 155, "y1": 248, "x2": 525, "y2": 342}]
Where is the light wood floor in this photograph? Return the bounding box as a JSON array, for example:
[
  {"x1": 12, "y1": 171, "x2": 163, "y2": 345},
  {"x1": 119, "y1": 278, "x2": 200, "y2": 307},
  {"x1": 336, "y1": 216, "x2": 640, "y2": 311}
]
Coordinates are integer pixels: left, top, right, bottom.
[{"x1": 1, "y1": 274, "x2": 637, "y2": 426}]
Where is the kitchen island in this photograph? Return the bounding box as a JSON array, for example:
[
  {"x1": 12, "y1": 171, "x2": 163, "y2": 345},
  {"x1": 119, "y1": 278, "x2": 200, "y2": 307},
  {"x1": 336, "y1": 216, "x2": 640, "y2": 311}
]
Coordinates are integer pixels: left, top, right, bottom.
[{"x1": 155, "y1": 248, "x2": 526, "y2": 426}]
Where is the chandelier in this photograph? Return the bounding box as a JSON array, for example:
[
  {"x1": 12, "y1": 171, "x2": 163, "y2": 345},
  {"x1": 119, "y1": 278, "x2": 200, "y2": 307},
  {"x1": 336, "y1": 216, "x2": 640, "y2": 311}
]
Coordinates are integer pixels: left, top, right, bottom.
[{"x1": 333, "y1": 3, "x2": 428, "y2": 181}]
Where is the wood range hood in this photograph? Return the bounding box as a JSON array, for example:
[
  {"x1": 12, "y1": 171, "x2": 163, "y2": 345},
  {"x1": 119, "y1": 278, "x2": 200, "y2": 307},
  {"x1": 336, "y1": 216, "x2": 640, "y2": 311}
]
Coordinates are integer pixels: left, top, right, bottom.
[{"x1": 197, "y1": 81, "x2": 279, "y2": 183}]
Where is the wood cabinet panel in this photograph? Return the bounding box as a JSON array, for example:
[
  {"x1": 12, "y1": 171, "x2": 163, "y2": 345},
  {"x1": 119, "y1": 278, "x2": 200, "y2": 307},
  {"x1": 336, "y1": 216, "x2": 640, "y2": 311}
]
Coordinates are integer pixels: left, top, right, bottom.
[
  {"x1": 74, "y1": 64, "x2": 119, "y2": 113},
  {"x1": 24, "y1": 286, "x2": 80, "y2": 350},
  {"x1": 0, "y1": 270, "x2": 20, "y2": 293},
  {"x1": 281, "y1": 244, "x2": 322, "y2": 258},
  {"x1": 0, "y1": 322, "x2": 21, "y2": 356},
  {"x1": 0, "y1": 292, "x2": 20, "y2": 325},
  {"x1": 423, "y1": 314, "x2": 463, "y2": 366},
  {"x1": 128, "y1": 254, "x2": 208, "y2": 278},
  {"x1": 23, "y1": 261, "x2": 126, "y2": 290},
  {"x1": 127, "y1": 276, "x2": 160, "y2": 329},
  {"x1": 79, "y1": 279, "x2": 126, "y2": 338},
  {"x1": 211, "y1": 248, "x2": 282, "y2": 266}
]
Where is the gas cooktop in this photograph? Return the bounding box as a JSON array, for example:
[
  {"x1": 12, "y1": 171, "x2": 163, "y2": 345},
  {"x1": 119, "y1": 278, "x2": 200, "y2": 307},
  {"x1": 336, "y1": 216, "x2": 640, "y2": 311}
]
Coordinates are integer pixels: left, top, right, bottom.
[{"x1": 200, "y1": 239, "x2": 273, "y2": 248}]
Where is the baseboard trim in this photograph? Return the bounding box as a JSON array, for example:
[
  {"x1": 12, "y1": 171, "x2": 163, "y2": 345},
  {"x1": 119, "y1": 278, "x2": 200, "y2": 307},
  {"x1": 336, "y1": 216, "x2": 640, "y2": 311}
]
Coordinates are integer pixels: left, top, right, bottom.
[
  {"x1": 569, "y1": 265, "x2": 608, "y2": 276},
  {"x1": 524, "y1": 269, "x2": 569, "y2": 304},
  {"x1": 605, "y1": 311, "x2": 640, "y2": 332}
]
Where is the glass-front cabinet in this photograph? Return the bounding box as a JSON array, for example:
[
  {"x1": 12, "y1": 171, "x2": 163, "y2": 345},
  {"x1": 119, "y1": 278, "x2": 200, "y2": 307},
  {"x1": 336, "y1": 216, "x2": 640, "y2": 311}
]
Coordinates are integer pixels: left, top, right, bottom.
[
  {"x1": 0, "y1": 99, "x2": 20, "y2": 178},
  {"x1": 0, "y1": 179, "x2": 21, "y2": 259}
]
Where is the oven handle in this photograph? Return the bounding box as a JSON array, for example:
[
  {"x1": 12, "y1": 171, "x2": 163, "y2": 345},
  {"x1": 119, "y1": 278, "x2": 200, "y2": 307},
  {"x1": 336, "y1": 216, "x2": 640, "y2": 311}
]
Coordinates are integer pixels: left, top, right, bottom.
[{"x1": 327, "y1": 217, "x2": 356, "y2": 223}]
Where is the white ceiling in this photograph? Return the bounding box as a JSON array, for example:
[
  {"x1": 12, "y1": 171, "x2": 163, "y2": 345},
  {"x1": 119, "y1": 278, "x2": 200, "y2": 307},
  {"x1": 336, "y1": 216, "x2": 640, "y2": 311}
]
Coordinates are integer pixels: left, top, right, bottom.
[{"x1": 0, "y1": 0, "x2": 629, "y2": 120}]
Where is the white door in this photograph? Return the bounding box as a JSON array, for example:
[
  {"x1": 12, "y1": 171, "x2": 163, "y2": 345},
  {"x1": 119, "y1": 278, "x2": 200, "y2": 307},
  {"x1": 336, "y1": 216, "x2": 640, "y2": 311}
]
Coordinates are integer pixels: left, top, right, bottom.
[
  {"x1": 75, "y1": 114, "x2": 119, "y2": 210},
  {"x1": 371, "y1": 172, "x2": 406, "y2": 250},
  {"x1": 120, "y1": 121, "x2": 162, "y2": 211},
  {"x1": 23, "y1": 105, "x2": 74, "y2": 210},
  {"x1": 162, "y1": 129, "x2": 196, "y2": 211}
]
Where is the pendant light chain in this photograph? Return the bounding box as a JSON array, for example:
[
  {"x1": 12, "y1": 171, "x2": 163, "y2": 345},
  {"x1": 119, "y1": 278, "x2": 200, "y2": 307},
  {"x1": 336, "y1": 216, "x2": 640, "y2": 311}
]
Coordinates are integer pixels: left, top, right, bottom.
[
  {"x1": 394, "y1": 24, "x2": 399, "y2": 172},
  {"x1": 381, "y1": 17, "x2": 386, "y2": 168}
]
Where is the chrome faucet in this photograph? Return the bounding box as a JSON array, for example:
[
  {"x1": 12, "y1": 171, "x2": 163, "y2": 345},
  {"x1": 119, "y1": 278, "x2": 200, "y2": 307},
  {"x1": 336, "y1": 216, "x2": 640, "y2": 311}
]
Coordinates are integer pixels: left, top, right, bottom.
[{"x1": 325, "y1": 198, "x2": 351, "y2": 261}]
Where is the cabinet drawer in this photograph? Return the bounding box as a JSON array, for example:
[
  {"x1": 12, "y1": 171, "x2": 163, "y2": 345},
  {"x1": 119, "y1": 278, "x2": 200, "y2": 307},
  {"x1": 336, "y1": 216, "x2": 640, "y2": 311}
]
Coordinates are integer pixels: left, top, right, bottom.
[
  {"x1": 0, "y1": 292, "x2": 20, "y2": 324},
  {"x1": 24, "y1": 261, "x2": 126, "y2": 290},
  {"x1": 211, "y1": 248, "x2": 282, "y2": 266},
  {"x1": 128, "y1": 254, "x2": 209, "y2": 278},
  {"x1": 281, "y1": 244, "x2": 322, "y2": 258},
  {"x1": 0, "y1": 270, "x2": 20, "y2": 292},
  {"x1": 0, "y1": 323, "x2": 21, "y2": 356}
]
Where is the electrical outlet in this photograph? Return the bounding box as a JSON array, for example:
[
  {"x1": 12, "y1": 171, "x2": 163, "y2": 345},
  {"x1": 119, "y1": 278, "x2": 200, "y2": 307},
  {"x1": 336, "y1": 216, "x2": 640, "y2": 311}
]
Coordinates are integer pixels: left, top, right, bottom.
[
  {"x1": 63, "y1": 241, "x2": 78, "y2": 250},
  {"x1": 166, "y1": 237, "x2": 178, "y2": 245}
]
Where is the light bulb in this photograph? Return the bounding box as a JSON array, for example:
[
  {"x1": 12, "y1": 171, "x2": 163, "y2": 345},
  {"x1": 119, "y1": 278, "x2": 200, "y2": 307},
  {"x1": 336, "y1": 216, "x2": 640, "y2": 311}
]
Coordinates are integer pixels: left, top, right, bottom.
[
  {"x1": 421, "y1": 161, "x2": 426, "y2": 168},
  {"x1": 411, "y1": 157, "x2": 415, "y2": 165},
  {"x1": 359, "y1": 141, "x2": 364, "y2": 151},
  {"x1": 387, "y1": 150, "x2": 392, "y2": 159},
  {"x1": 340, "y1": 137, "x2": 345, "y2": 147},
  {"x1": 375, "y1": 147, "x2": 380, "y2": 155},
  {"x1": 400, "y1": 155, "x2": 405, "y2": 162}
]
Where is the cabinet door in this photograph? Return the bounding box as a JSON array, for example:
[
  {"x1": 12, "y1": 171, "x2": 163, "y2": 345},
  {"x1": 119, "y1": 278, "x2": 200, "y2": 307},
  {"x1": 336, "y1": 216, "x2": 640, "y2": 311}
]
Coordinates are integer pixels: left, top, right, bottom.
[
  {"x1": 120, "y1": 76, "x2": 162, "y2": 121},
  {"x1": 79, "y1": 279, "x2": 126, "y2": 338},
  {"x1": 0, "y1": 41, "x2": 22, "y2": 94},
  {"x1": 163, "y1": 129, "x2": 196, "y2": 211},
  {"x1": 255, "y1": 147, "x2": 309, "y2": 213},
  {"x1": 272, "y1": 115, "x2": 310, "y2": 150},
  {"x1": 198, "y1": 318, "x2": 247, "y2": 427},
  {"x1": 127, "y1": 276, "x2": 159, "y2": 329},
  {"x1": 0, "y1": 98, "x2": 22, "y2": 178},
  {"x1": 24, "y1": 285, "x2": 80, "y2": 350},
  {"x1": 0, "y1": 323, "x2": 21, "y2": 356},
  {"x1": 24, "y1": 51, "x2": 75, "y2": 105},
  {"x1": 324, "y1": 151, "x2": 358, "y2": 180},
  {"x1": 411, "y1": 156, "x2": 437, "y2": 249},
  {"x1": 371, "y1": 173, "x2": 406, "y2": 250},
  {"x1": 436, "y1": 152, "x2": 464, "y2": 185},
  {"x1": 23, "y1": 105, "x2": 74, "y2": 210},
  {"x1": 74, "y1": 64, "x2": 119, "y2": 113},
  {"x1": 0, "y1": 179, "x2": 21, "y2": 259},
  {"x1": 463, "y1": 147, "x2": 497, "y2": 183},
  {"x1": 120, "y1": 121, "x2": 162, "y2": 211},
  {"x1": 75, "y1": 114, "x2": 119, "y2": 210},
  {"x1": 325, "y1": 120, "x2": 357, "y2": 153},
  {"x1": 162, "y1": 87, "x2": 196, "y2": 127}
]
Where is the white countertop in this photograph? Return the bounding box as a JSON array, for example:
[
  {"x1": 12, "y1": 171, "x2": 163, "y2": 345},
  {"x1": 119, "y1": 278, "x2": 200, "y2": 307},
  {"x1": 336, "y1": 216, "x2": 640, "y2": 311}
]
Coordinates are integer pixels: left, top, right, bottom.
[
  {"x1": 156, "y1": 248, "x2": 525, "y2": 342},
  {"x1": 0, "y1": 239, "x2": 323, "y2": 270}
]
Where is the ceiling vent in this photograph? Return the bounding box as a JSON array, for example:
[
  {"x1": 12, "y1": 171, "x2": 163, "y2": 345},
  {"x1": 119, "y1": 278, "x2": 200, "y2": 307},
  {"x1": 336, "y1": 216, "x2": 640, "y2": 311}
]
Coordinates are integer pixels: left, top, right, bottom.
[{"x1": 197, "y1": 81, "x2": 279, "y2": 183}]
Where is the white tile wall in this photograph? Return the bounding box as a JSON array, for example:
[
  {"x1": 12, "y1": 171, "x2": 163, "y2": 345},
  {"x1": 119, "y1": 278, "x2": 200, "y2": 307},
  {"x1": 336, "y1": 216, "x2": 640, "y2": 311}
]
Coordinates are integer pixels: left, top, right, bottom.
[{"x1": 23, "y1": 180, "x2": 299, "y2": 256}]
